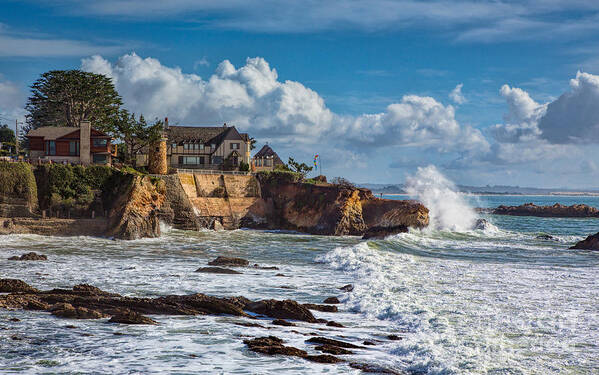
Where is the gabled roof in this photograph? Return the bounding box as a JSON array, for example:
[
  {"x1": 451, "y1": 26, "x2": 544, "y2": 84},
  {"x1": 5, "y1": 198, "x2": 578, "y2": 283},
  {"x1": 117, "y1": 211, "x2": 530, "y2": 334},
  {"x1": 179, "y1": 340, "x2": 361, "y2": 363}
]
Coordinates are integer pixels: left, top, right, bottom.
[
  {"x1": 27, "y1": 127, "x2": 78, "y2": 140},
  {"x1": 253, "y1": 145, "x2": 284, "y2": 165},
  {"x1": 167, "y1": 125, "x2": 246, "y2": 145}
]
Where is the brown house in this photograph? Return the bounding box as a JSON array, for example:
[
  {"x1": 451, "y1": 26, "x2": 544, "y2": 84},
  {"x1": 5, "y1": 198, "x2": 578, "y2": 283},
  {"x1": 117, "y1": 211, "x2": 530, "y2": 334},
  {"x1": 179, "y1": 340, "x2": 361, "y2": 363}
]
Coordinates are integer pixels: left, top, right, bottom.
[
  {"x1": 136, "y1": 120, "x2": 251, "y2": 170},
  {"x1": 27, "y1": 121, "x2": 116, "y2": 165},
  {"x1": 252, "y1": 144, "x2": 284, "y2": 172}
]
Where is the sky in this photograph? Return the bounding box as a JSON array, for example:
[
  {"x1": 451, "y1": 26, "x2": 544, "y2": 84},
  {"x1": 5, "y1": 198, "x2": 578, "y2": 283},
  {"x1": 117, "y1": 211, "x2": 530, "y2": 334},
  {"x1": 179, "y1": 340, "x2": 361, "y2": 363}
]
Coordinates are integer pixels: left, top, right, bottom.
[{"x1": 1, "y1": 0, "x2": 599, "y2": 188}]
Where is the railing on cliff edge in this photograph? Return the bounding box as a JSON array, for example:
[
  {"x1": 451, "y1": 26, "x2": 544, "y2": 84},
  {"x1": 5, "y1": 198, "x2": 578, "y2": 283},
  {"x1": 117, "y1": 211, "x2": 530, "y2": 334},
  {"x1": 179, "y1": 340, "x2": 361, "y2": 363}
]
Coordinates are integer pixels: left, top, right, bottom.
[{"x1": 175, "y1": 168, "x2": 251, "y2": 176}]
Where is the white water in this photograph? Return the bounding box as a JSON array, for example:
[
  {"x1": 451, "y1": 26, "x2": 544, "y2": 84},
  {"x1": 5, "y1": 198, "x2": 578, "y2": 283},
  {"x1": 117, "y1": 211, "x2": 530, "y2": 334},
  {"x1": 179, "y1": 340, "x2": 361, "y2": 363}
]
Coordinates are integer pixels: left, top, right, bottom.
[{"x1": 406, "y1": 165, "x2": 478, "y2": 232}]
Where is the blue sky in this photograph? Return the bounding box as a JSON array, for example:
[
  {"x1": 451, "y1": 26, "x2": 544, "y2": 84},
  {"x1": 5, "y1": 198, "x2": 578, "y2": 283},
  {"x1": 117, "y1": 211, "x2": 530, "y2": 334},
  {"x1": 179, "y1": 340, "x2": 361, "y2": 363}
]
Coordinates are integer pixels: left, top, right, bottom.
[{"x1": 1, "y1": 0, "x2": 599, "y2": 188}]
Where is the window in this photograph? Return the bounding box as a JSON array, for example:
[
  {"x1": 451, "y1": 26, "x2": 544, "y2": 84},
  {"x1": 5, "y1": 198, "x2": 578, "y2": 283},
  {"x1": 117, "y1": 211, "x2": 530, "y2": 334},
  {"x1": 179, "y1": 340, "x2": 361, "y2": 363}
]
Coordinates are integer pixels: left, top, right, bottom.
[
  {"x1": 212, "y1": 156, "x2": 223, "y2": 165},
  {"x1": 46, "y1": 141, "x2": 56, "y2": 156},
  {"x1": 211, "y1": 144, "x2": 216, "y2": 149},
  {"x1": 69, "y1": 141, "x2": 79, "y2": 156},
  {"x1": 193, "y1": 143, "x2": 198, "y2": 150},
  {"x1": 230, "y1": 143, "x2": 240, "y2": 150},
  {"x1": 184, "y1": 143, "x2": 189, "y2": 150},
  {"x1": 93, "y1": 154, "x2": 108, "y2": 164},
  {"x1": 93, "y1": 138, "x2": 108, "y2": 147},
  {"x1": 183, "y1": 156, "x2": 206, "y2": 165},
  {"x1": 171, "y1": 143, "x2": 177, "y2": 150},
  {"x1": 199, "y1": 144, "x2": 204, "y2": 151}
]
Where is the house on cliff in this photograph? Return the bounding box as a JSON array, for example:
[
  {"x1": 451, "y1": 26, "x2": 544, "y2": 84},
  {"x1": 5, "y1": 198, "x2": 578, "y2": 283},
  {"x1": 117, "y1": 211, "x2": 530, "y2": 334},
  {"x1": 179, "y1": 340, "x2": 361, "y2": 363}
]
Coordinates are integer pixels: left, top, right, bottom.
[
  {"x1": 26, "y1": 120, "x2": 116, "y2": 165},
  {"x1": 252, "y1": 144, "x2": 284, "y2": 172},
  {"x1": 136, "y1": 119, "x2": 251, "y2": 170}
]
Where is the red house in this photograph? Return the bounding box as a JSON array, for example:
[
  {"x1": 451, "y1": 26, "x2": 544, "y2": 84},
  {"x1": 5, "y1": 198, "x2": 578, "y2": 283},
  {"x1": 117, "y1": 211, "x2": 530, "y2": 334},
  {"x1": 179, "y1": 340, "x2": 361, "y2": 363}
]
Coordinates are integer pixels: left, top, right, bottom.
[{"x1": 27, "y1": 121, "x2": 116, "y2": 165}]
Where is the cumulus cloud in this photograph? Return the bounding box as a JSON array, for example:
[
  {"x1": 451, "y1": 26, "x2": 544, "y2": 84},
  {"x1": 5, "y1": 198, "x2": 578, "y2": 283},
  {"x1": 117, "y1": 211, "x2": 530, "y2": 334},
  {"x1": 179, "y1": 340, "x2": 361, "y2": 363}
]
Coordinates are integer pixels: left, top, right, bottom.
[
  {"x1": 82, "y1": 53, "x2": 489, "y2": 154},
  {"x1": 538, "y1": 71, "x2": 599, "y2": 144},
  {"x1": 490, "y1": 84, "x2": 546, "y2": 143},
  {"x1": 449, "y1": 83, "x2": 466, "y2": 104}
]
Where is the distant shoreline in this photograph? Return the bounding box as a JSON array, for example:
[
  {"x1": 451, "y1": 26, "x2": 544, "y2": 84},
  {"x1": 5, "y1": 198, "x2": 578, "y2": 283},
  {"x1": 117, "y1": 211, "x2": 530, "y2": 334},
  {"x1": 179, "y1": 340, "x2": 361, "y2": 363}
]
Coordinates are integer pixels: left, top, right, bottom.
[{"x1": 377, "y1": 193, "x2": 599, "y2": 197}]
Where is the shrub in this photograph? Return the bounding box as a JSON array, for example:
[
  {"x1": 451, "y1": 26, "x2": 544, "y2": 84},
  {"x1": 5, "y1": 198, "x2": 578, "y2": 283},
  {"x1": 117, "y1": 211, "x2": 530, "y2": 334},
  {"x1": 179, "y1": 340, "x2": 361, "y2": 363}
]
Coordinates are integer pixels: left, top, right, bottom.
[
  {"x1": 239, "y1": 161, "x2": 250, "y2": 172},
  {"x1": 0, "y1": 161, "x2": 38, "y2": 209},
  {"x1": 331, "y1": 177, "x2": 355, "y2": 188}
]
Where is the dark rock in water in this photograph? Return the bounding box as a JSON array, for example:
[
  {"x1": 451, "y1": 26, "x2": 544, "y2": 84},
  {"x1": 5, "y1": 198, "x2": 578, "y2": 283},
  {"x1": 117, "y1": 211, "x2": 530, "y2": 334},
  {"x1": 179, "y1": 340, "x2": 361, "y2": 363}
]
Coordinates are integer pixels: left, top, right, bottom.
[
  {"x1": 245, "y1": 299, "x2": 317, "y2": 323},
  {"x1": 244, "y1": 336, "x2": 307, "y2": 357},
  {"x1": 323, "y1": 297, "x2": 340, "y2": 304},
  {"x1": 108, "y1": 310, "x2": 157, "y2": 325},
  {"x1": 306, "y1": 337, "x2": 362, "y2": 349},
  {"x1": 50, "y1": 303, "x2": 106, "y2": 319},
  {"x1": 326, "y1": 321, "x2": 344, "y2": 328},
  {"x1": 536, "y1": 234, "x2": 558, "y2": 241},
  {"x1": 253, "y1": 264, "x2": 279, "y2": 270},
  {"x1": 387, "y1": 334, "x2": 402, "y2": 341},
  {"x1": 275, "y1": 273, "x2": 286, "y2": 277},
  {"x1": 305, "y1": 354, "x2": 343, "y2": 363},
  {"x1": 339, "y1": 284, "x2": 354, "y2": 292},
  {"x1": 349, "y1": 362, "x2": 405, "y2": 374},
  {"x1": 316, "y1": 344, "x2": 353, "y2": 355},
  {"x1": 8, "y1": 252, "x2": 47, "y2": 261},
  {"x1": 9, "y1": 318, "x2": 21, "y2": 322},
  {"x1": 493, "y1": 203, "x2": 599, "y2": 218},
  {"x1": 272, "y1": 319, "x2": 296, "y2": 327},
  {"x1": 0, "y1": 279, "x2": 39, "y2": 293},
  {"x1": 315, "y1": 318, "x2": 328, "y2": 324},
  {"x1": 207, "y1": 256, "x2": 249, "y2": 267},
  {"x1": 473, "y1": 219, "x2": 490, "y2": 230},
  {"x1": 362, "y1": 225, "x2": 408, "y2": 240},
  {"x1": 570, "y1": 232, "x2": 599, "y2": 250},
  {"x1": 363, "y1": 340, "x2": 376, "y2": 346},
  {"x1": 303, "y1": 303, "x2": 338, "y2": 313},
  {"x1": 195, "y1": 267, "x2": 242, "y2": 274},
  {"x1": 232, "y1": 321, "x2": 265, "y2": 328}
]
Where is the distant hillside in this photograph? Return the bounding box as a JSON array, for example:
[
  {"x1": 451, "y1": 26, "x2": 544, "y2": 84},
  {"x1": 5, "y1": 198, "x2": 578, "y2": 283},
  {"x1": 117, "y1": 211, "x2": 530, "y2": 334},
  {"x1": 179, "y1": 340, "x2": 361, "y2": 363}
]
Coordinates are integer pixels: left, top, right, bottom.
[{"x1": 357, "y1": 183, "x2": 599, "y2": 196}]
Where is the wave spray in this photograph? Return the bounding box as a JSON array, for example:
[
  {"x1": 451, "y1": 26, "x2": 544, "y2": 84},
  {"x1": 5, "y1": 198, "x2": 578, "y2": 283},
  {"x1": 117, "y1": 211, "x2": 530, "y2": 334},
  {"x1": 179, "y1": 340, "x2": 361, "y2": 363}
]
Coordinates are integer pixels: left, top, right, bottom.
[{"x1": 406, "y1": 165, "x2": 477, "y2": 231}]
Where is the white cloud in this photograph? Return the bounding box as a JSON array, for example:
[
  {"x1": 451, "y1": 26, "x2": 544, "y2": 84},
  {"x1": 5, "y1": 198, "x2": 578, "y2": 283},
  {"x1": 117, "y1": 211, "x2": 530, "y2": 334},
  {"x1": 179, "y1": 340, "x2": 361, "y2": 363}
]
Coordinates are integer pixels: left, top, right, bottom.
[
  {"x1": 538, "y1": 71, "x2": 599, "y2": 143},
  {"x1": 0, "y1": 77, "x2": 25, "y2": 121},
  {"x1": 490, "y1": 84, "x2": 546, "y2": 143},
  {"x1": 82, "y1": 53, "x2": 489, "y2": 155},
  {"x1": 0, "y1": 24, "x2": 123, "y2": 57},
  {"x1": 449, "y1": 83, "x2": 466, "y2": 104},
  {"x1": 193, "y1": 57, "x2": 210, "y2": 69}
]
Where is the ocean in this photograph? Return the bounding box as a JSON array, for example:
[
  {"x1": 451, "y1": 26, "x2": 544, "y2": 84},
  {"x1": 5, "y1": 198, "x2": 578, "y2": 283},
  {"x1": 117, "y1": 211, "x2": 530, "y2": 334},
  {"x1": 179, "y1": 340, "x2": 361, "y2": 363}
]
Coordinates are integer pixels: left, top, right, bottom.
[{"x1": 1, "y1": 176, "x2": 598, "y2": 374}]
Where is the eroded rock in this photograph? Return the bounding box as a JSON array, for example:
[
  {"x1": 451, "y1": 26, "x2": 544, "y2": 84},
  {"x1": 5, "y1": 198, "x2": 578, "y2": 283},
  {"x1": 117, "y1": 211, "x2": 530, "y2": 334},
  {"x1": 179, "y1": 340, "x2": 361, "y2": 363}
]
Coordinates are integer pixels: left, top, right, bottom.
[
  {"x1": 303, "y1": 303, "x2": 338, "y2": 313},
  {"x1": 0, "y1": 279, "x2": 39, "y2": 293},
  {"x1": 245, "y1": 299, "x2": 317, "y2": 323},
  {"x1": 208, "y1": 256, "x2": 249, "y2": 267},
  {"x1": 315, "y1": 344, "x2": 354, "y2": 355},
  {"x1": 244, "y1": 336, "x2": 307, "y2": 357},
  {"x1": 8, "y1": 252, "x2": 47, "y2": 261},
  {"x1": 323, "y1": 297, "x2": 340, "y2": 304},
  {"x1": 306, "y1": 337, "x2": 362, "y2": 349},
  {"x1": 570, "y1": 232, "x2": 599, "y2": 250},
  {"x1": 108, "y1": 310, "x2": 157, "y2": 325}
]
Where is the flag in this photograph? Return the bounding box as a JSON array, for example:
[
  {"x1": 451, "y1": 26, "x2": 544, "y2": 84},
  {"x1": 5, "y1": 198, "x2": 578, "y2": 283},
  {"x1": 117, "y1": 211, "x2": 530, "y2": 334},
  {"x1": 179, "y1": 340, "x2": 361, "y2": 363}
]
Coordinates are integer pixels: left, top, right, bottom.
[{"x1": 314, "y1": 154, "x2": 319, "y2": 167}]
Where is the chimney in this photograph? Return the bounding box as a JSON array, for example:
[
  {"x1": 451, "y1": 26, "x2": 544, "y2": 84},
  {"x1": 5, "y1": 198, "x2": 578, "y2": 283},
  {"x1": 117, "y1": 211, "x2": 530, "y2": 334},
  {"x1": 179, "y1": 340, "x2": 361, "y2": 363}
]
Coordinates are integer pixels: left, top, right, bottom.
[
  {"x1": 79, "y1": 120, "x2": 91, "y2": 165},
  {"x1": 164, "y1": 117, "x2": 169, "y2": 129}
]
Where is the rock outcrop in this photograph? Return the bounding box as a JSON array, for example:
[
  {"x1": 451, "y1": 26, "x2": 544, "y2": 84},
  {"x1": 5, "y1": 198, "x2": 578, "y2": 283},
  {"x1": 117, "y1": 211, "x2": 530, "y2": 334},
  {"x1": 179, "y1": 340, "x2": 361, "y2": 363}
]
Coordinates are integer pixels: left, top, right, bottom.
[
  {"x1": 8, "y1": 252, "x2": 47, "y2": 261},
  {"x1": 254, "y1": 173, "x2": 428, "y2": 236},
  {"x1": 570, "y1": 232, "x2": 599, "y2": 250},
  {"x1": 493, "y1": 203, "x2": 599, "y2": 218},
  {"x1": 105, "y1": 176, "x2": 166, "y2": 240}
]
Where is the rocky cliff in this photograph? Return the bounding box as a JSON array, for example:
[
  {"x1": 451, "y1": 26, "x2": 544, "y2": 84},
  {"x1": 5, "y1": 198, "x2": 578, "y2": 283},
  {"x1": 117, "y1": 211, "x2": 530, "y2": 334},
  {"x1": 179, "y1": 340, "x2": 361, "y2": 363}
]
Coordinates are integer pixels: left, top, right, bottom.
[
  {"x1": 253, "y1": 172, "x2": 428, "y2": 236},
  {"x1": 493, "y1": 203, "x2": 599, "y2": 218}
]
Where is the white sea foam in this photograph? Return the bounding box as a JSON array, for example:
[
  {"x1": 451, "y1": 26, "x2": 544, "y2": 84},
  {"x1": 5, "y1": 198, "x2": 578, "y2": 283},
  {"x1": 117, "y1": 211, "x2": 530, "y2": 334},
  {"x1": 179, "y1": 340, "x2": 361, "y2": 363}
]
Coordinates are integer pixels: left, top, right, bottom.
[{"x1": 406, "y1": 165, "x2": 478, "y2": 232}]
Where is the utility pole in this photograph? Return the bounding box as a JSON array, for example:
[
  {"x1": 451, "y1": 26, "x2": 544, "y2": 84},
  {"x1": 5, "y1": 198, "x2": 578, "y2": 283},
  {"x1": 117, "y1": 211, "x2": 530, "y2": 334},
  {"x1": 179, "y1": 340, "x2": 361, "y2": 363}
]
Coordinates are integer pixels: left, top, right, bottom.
[{"x1": 15, "y1": 119, "x2": 19, "y2": 156}]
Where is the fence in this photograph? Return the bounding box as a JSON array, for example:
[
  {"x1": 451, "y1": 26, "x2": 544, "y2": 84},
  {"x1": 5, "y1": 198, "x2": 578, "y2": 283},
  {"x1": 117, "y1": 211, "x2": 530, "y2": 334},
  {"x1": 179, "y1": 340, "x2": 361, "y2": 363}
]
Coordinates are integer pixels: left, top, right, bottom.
[{"x1": 175, "y1": 168, "x2": 251, "y2": 176}]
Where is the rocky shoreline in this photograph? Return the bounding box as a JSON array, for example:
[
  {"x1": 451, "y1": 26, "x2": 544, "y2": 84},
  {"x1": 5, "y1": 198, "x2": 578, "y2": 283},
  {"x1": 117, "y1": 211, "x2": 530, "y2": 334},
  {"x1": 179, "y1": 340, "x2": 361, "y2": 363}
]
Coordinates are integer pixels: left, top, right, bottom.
[
  {"x1": 491, "y1": 202, "x2": 599, "y2": 218},
  {"x1": 0, "y1": 254, "x2": 403, "y2": 374}
]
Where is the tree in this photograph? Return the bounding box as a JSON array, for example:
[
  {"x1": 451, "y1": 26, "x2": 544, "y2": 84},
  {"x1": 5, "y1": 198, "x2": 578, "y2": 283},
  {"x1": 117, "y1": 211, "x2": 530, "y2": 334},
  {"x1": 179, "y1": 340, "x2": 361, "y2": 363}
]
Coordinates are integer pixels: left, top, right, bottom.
[
  {"x1": 0, "y1": 124, "x2": 16, "y2": 144},
  {"x1": 113, "y1": 111, "x2": 163, "y2": 166},
  {"x1": 249, "y1": 137, "x2": 257, "y2": 150},
  {"x1": 25, "y1": 70, "x2": 122, "y2": 133},
  {"x1": 287, "y1": 157, "x2": 313, "y2": 178}
]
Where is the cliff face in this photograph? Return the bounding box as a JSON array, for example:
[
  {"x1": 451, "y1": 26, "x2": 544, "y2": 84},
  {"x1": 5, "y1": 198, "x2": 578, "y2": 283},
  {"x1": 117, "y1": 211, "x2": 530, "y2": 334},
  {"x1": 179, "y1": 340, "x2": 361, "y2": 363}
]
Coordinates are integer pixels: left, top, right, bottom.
[
  {"x1": 255, "y1": 174, "x2": 428, "y2": 236},
  {"x1": 105, "y1": 175, "x2": 166, "y2": 240}
]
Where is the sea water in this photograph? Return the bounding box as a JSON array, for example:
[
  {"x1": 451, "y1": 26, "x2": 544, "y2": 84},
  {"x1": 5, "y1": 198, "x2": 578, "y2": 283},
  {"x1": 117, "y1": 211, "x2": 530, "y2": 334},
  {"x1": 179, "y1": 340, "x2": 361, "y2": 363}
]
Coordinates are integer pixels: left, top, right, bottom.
[{"x1": 1, "y1": 170, "x2": 598, "y2": 374}]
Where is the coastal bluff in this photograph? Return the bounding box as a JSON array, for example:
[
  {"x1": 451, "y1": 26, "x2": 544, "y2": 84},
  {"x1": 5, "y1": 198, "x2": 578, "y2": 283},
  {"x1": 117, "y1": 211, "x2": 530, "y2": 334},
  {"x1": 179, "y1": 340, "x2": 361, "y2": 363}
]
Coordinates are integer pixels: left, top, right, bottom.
[
  {"x1": 0, "y1": 163, "x2": 429, "y2": 239},
  {"x1": 162, "y1": 170, "x2": 429, "y2": 237}
]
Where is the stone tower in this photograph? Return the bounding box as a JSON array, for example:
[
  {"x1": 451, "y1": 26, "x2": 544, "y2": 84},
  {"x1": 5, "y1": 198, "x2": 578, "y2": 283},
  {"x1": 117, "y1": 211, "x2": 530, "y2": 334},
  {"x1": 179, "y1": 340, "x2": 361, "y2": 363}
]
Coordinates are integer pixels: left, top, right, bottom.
[{"x1": 148, "y1": 125, "x2": 168, "y2": 175}]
